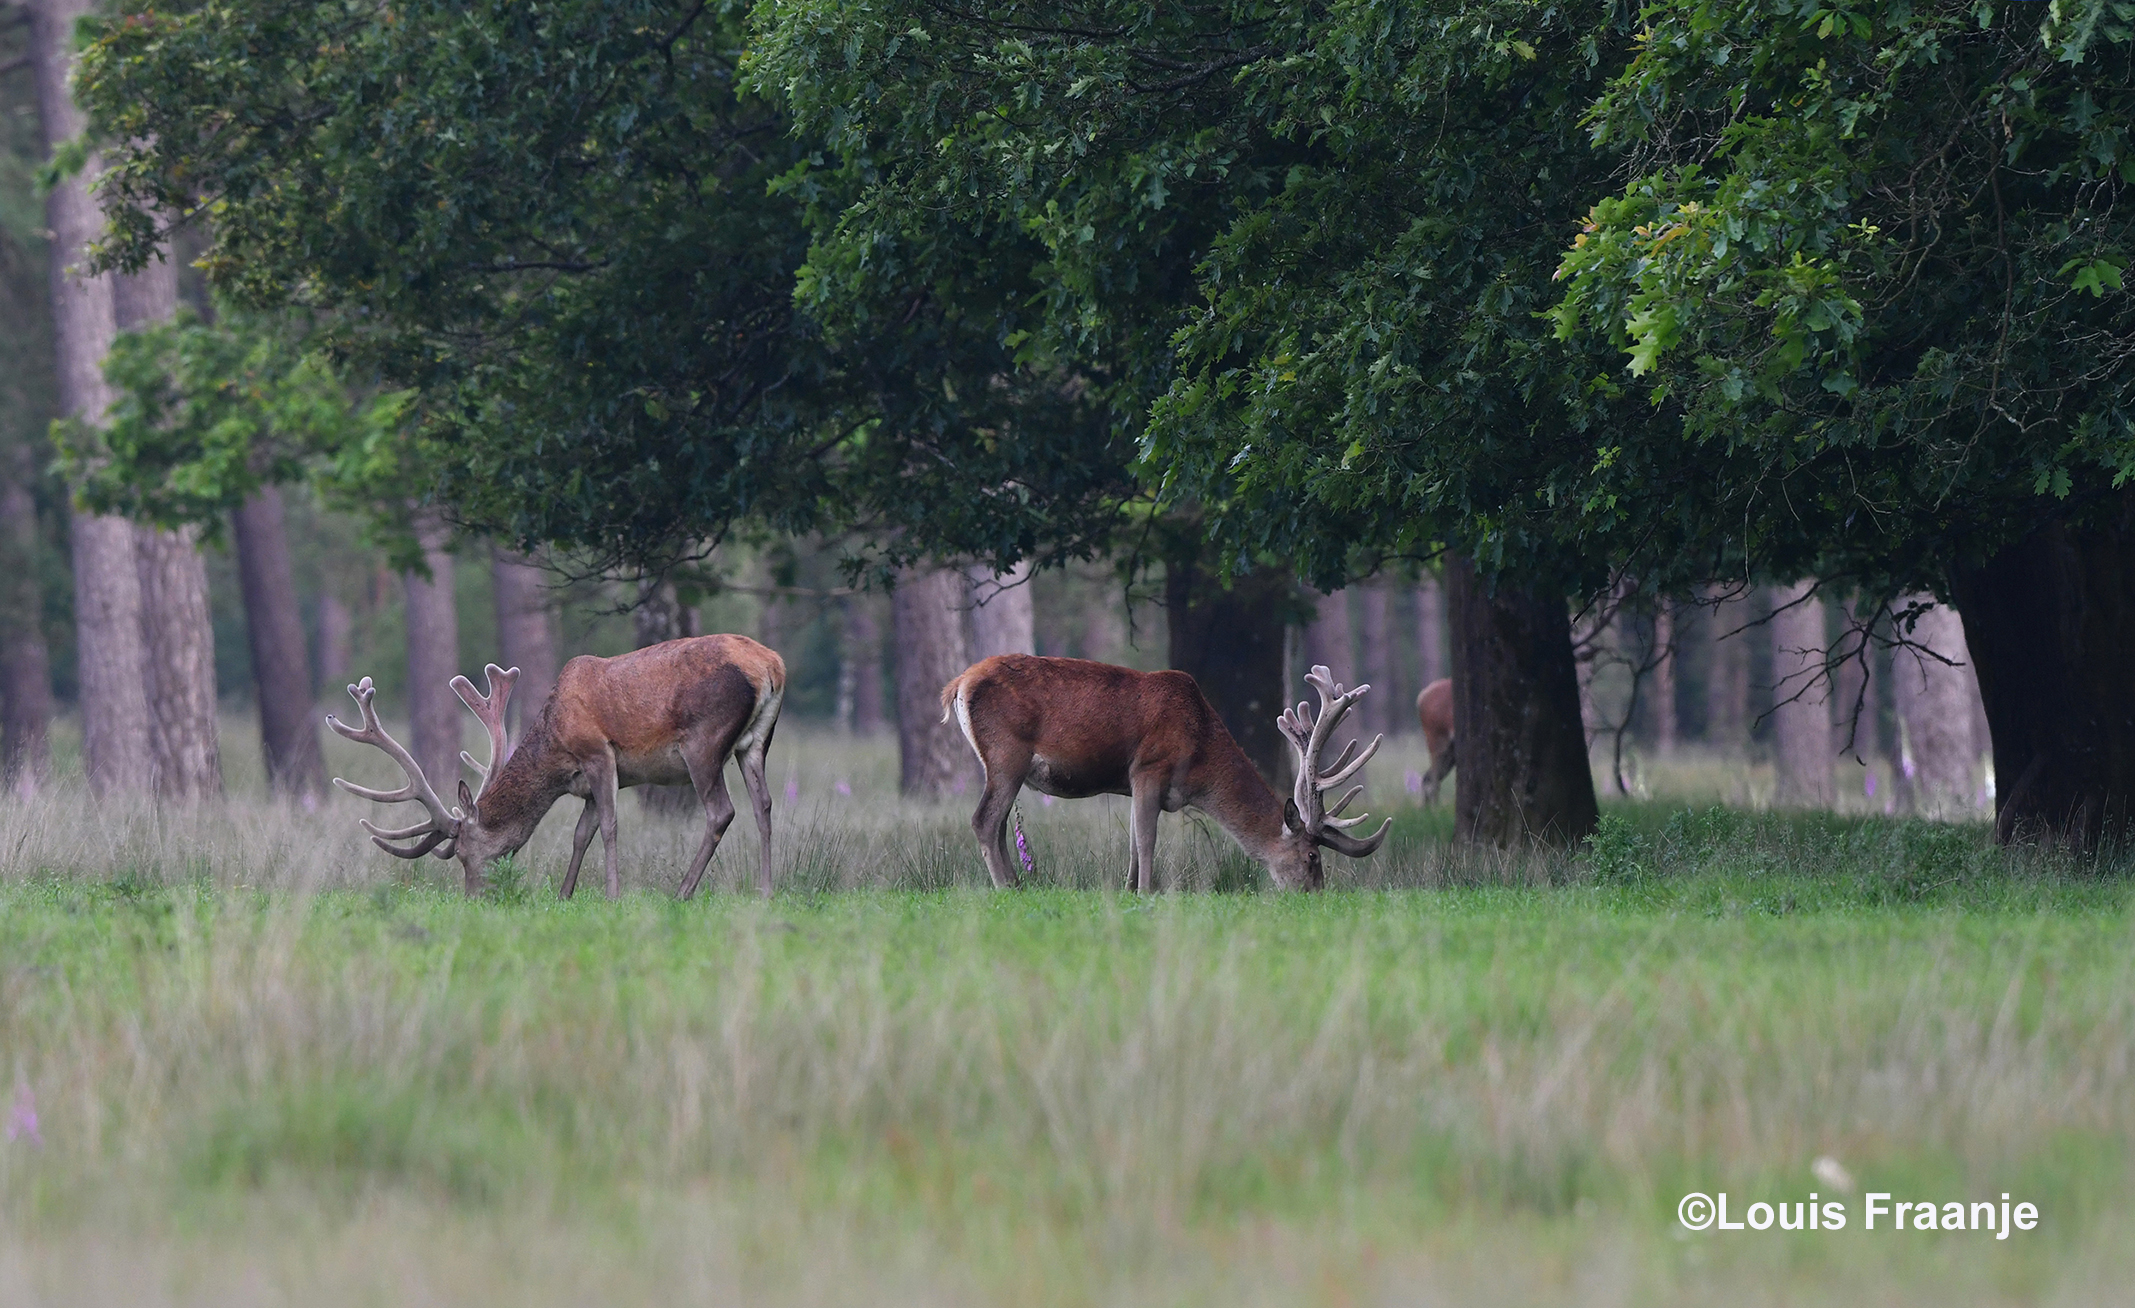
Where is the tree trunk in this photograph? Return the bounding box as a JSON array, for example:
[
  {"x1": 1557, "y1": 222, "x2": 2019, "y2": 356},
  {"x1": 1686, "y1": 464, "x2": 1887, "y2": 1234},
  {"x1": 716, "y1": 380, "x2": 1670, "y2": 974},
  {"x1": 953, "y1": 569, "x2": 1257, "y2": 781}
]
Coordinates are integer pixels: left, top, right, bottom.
[
  {"x1": 492, "y1": 546, "x2": 559, "y2": 744},
  {"x1": 1891, "y1": 596, "x2": 1981, "y2": 820},
  {"x1": 1445, "y1": 556, "x2": 1598, "y2": 846},
  {"x1": 1356, "y1": 582, "x2": 1395, "y2": 739},
  {"x1": 0, "y1": 447, "x2": 52, "y2": 796},
  {"x1": 135, "y1": 523, "x2": 222, "y2": 798},
  {"x1": 317, "y1": 592, "x2": 353, "y2": 690},
  {"x1": 233, "y1": 487, "x2": 326, "y2": 800},
  {"x1": 402, "y1": 515, "x2": 462, "y2": 796},
  {"x1": 1950, "y1": 503, "x2": 2135, "y2": 846},
  {"x1": 966, "y1": 559, "x2": 1035, "y2": 660},
  {"x1": 34, "y1": 0, "x2": 155, "y2": 795},
  {"x1": 1167, "y1": 558, "x2": 1293, "y2": 785},
  {"x1": 1415, "y1": 576, "x2": 1447, "y2": 689},
  {"x1": 1704, "y1": 583, "x2": 1751, "y2": 750},
  {"x1": 1768, "y1": 581, "x2": 1834, "y2": 808},
  {"x1": 840, "y1": 595, "x2": 885, "y2": 735},
  {"x1": 1650, "y1": 603, "x2": 1678, "y2": 751},
  {"x1": 893, "y1": 564, "x2": 977, "y2": 798}
]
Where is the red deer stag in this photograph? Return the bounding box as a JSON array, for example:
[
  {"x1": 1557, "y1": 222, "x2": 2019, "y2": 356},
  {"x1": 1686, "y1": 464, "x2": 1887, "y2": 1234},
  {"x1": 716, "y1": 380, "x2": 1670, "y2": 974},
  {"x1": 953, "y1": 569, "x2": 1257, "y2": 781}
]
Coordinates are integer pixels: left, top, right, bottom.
[
  {"x1": 942, "y1": 655, "x2": 1392, "y2": 891},
  {"x1": 1416, "y1": 677, "x2": 1455, "y2": 805},
  {"x1": 329, "y1": 635, "x2": 785, "y2": 898}
]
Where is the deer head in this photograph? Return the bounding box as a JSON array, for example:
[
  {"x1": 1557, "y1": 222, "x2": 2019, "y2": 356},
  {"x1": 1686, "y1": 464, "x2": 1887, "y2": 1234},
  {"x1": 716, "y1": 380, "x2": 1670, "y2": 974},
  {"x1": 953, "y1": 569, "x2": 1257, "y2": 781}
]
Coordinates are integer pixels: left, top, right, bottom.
[
  {"x1": 328, "y1": 665, "x2": 523, "y2": 891},
  {"x1": 1269, "y1": 664, "x2": 1394, "y2": 888}
]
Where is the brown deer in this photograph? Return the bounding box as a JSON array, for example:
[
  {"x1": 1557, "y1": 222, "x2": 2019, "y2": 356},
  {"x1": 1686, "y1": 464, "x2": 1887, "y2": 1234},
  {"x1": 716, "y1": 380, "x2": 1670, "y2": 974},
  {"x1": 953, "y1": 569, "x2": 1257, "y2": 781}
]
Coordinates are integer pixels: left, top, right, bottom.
[
  {"x1": 941, "y1": 655, "x2": 1392, "y2": 891},
  {"x1": 329, "y1": 635, "x2": 785, "y2": 899},
  {"x1": 1416, "y1": 677, "x2": 1455, "y2": 805}
]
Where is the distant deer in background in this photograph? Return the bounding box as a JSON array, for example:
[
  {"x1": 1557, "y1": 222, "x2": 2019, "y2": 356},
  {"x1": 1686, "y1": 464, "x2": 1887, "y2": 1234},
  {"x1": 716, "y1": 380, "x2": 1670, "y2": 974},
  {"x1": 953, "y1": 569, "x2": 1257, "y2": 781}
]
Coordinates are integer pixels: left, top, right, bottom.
[
  {"x1": 1417, "y1": 677, "x2": 1455, "y2": 805},
  {"x1": 329, "y1": 635, "x2": 785, "y2": 898},
  {"x1": 941, "y1": 655, "x2": 1391, "y2": 891}
]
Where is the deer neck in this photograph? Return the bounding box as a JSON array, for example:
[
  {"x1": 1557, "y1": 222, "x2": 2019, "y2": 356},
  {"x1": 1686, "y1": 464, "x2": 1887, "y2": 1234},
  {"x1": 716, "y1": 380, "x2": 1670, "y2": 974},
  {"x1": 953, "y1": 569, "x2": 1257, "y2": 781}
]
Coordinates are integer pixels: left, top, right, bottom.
[
  {"x1": 473, "y1": 720, "x2": 574, "y2": 848},
  {"x1": 1188, "y1": 733, "x2": 1290, "y2": 864}
]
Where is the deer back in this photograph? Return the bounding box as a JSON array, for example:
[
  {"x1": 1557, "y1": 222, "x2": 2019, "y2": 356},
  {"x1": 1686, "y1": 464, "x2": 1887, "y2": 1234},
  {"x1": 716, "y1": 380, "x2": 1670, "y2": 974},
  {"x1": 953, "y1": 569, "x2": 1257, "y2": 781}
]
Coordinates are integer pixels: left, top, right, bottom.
[{"x1": 947, "y1": 654, "x2": 1246, "y2": 792}]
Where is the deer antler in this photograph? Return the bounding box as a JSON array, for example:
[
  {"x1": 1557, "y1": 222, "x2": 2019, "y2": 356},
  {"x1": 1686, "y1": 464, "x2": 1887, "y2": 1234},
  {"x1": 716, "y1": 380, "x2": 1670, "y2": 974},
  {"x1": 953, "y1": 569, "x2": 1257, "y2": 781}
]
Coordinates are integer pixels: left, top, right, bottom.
[
  {"x1": 450, "y1": 664, "x2": 520, "y2": 798},
  {"x1": 327, "y1": 677, "x2": 464, "y2": 859},
  {"x1": 1277, "y1": 664, "x2": 1392, "y2": 857}
]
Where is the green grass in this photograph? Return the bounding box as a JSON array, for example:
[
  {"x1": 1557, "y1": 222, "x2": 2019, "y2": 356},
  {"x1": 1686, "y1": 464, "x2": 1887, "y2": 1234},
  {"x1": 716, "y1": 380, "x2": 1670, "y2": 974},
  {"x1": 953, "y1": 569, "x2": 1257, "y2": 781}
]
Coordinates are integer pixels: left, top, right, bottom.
[{"x1": 1, "y1": 727, "x2": 2130, "y2": 1304}]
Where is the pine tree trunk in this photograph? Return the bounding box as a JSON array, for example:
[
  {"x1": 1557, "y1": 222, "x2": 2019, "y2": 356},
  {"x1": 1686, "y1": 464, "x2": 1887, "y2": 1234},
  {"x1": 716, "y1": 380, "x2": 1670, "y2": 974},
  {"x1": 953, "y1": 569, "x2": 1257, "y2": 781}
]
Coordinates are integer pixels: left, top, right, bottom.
[
  {"x1": 1768, "y1": 581, "x2": 1834, "y2": 808},
  {"x1": 1356, "y1": 582, "x2": 1395, "y2": 739},
  {"x1": 840, "y1": 596, "x2": 885, "y2": 735},
  {"x1": 1166, "y1": 559, "x2": 1292, "y2": 785},
  {"x1": 233, "y1": 487, "x2": 326, "y2": 800},
  {"x1": 135, "y1": 523, "x2": 222, "y2": 798},
  {"x1": 1650, "y1": 604, "x2": 1678, "y2": 751},
  {"x1": 1891, "y1": 597, "x2": 1980, "y2": 819},
  {"x1": 1951, "y1": 501, "x2": 2135, "y2": 847},
  {"x1": 0, "y1": 442, "x2": 52, "y2": 796},
  {"x1": 1445, "y1": 556, "x2": 1598, "y2": 846},
  {"x1": 34, "y1": 0, "x2": 155, "y2": 796},
  {"x1": 966, "y1": 560, "x2": 1035, "y2": 660},
  {"x1": 491, "y1": 546, "x2": 559, "y2": 744},
  {"x1": 894, "y1": 564, "x2": 976, "y2": 797},
  {"x1": 317, "y1": 592, "x2": 353, "y2": 690},
  {"x1": 1415, "y1": 576, "x2": 1447, "y2": 689},
  {"x1": 402, "y1": 515, "x2": 462, "y2": 796},
  {"x1": 1704, "y1": 583, "x2": 1750, "y2": 750}
]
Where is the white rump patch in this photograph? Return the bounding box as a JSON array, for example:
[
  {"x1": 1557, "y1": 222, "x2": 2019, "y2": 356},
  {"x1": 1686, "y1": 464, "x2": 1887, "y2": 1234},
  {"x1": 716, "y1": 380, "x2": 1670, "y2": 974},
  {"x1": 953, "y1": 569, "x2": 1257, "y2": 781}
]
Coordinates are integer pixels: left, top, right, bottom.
[
  {"x1": 733, "y1": 675, "x2": 784, "y2": 758},
  {"x1": 952, "y1": 685, "x2": 986, "y2": 781}
]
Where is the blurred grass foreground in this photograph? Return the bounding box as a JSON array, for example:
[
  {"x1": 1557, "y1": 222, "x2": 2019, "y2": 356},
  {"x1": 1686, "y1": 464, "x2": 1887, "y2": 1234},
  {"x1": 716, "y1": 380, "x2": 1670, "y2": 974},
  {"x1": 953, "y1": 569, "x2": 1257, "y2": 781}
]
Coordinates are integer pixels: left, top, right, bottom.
[{"x1": 1, "y1": 726, "x2": 2130, "y2": 1306}]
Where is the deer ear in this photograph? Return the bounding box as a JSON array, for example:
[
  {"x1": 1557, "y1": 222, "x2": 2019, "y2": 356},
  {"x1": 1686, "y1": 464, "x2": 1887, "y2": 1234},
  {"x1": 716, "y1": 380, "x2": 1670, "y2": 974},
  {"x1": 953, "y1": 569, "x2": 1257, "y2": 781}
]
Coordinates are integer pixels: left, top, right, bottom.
[
  {"x1": 1283, "y1": 796, "x2": 1303, "y2": 833},
  {"x1": 458, "y1": 778, "x2": 476, "y2": 815}
]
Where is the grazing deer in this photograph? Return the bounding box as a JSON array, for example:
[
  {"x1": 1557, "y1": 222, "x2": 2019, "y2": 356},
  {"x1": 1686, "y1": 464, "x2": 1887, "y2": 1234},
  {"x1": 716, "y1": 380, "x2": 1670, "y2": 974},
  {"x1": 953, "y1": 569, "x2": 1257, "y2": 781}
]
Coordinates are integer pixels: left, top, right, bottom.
[
  {"x1": 941, "y1": 655, "x2": 1392, "y2": 891},
  {"x1": 328, "y1": 635, "x2": 785, "y2": 898},
  {"x1": 1416, "y1": 677, "x2": 1455, "y2": 805}
]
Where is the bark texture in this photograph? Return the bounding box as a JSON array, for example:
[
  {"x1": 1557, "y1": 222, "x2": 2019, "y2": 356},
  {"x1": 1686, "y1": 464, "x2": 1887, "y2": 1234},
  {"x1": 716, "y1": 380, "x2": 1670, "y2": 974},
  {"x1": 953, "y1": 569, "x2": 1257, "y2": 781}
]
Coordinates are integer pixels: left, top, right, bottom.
[
  {"x1": 1768, "y1": 581, "x2": 1835, "y2": 808},
  {"x1": 234, "y1": 487, "x2": 326, "y2": 800},
  {"x1": 1951, "y1": 504, "x2": 2135, "y2": 846},
  {"x1": 316, "y1": 593, "x2": 352, "y2": 689},
  {"x1": 401, "y1": 516, "x2": 462, "y2": 796},
  {"x1": 894, "y1": 564, "x2": 977, "y2": 797},
  {"x1": 136, "y1": 523, "x2": 222, "y2": 798},
  {"x1": 1415, "y1": 576, "x2": 1447, "y2": 689},
  {"x1": 35, "y1": 0, "x2": 154, "y2": 795},
  {"x1": 965, "y1": 560, "x2": 1036, "y2": 660},
  {"x1": 0, "y1": 452, "x2": 52, "y2": 796},
  {"x1": 841, "y1": 596, "x2": 885, "y2": 735},
  {"x1": 1445, "y1": 556, "x2": 1598, "y2": 846},
  {"x1": 1650, "y1": 604, "x2": 1678, "y2": 750},
  {"x1": 1356, "y1": 582, "x2": 1395, "y2": 738},
  {"x1": 1891, "y1": 597, "x2": 1983, "y2": 820},
  {"x1": 1166, "y1": 559, "x2": 1292, "y2": 785},
  {"x1": 492, "y1": 547, "x2": 559, "y2": 742},
  {"x1": 1704, "y1": 583, "x2": 1751, "y2": 750}
]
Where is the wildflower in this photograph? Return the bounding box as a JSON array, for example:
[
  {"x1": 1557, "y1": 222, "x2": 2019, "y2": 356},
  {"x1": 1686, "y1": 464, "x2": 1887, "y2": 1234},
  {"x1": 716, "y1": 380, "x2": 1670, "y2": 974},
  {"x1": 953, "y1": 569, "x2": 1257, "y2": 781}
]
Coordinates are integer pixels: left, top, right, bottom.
[
  {"x1": 1013, "y1": 809, "x2": 1035, "y2": 875},
  {"x1": 7, "y1": 1080, "x2": 38, "y2": 1148}
]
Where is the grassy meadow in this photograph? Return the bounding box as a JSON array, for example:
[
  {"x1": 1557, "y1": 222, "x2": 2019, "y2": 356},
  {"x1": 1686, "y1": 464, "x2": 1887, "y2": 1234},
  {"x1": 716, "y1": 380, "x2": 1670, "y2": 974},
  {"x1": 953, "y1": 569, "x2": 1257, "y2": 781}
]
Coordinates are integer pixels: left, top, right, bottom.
[{"x1": 1, "y1": 723, "x2": 2130, "y2": 1305}]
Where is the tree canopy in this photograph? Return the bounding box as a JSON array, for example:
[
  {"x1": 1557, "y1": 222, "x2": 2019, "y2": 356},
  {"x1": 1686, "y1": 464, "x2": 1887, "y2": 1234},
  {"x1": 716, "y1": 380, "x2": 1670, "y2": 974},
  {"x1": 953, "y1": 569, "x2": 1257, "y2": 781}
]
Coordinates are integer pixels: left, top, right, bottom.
[{"x1": 75, "y1": 0, "x2": 1128, "y2": 575}]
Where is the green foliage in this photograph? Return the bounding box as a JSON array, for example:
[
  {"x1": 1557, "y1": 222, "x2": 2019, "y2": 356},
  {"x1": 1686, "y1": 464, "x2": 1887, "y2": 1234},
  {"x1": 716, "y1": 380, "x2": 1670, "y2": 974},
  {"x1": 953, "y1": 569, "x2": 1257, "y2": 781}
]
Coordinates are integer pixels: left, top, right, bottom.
[
  {"x1": 74, "y1": 0, "x2": 1127, "y2": 574},
  {"x1": 66, "y1": 308, "x2": 416, "y2": 551},
  {"x1": 1553, "y1": 0, "x2": 2135, "y2": 589}
]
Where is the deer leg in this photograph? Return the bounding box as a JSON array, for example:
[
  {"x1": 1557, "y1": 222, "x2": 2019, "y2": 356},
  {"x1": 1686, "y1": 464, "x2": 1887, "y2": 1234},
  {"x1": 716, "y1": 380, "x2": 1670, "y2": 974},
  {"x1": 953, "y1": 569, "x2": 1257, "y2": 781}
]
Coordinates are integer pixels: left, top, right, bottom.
[
  {"x1": 582, "y1": 750, "x2": 622, "y2": 899},
  {"x1": 677, "y1": 755, "x2": 736, "y2": 901},
  {"x1": 561, "y1": 798, "x2": 598, "y2": 899},
  {"x1": 1130, "y1": 774, "x2": 1164, "y2": 895},
  {"x1": 1422, "y1": 736, "x2": 1456, "y2": 806},
  {"x1": 969, "y1": 752, "x2": 1028, "y2": 890},
  {"x1": 735, "y1": 732, "x2": 777, "y2": 898}
]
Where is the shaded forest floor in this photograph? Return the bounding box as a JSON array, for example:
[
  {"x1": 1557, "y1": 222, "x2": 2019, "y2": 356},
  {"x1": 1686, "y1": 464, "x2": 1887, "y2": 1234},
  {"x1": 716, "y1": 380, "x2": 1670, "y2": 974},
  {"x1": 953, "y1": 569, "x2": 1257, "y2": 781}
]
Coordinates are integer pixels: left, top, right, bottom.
[{"x1": 1, "y1": 729, "x2": 2127, "y2": 1305}]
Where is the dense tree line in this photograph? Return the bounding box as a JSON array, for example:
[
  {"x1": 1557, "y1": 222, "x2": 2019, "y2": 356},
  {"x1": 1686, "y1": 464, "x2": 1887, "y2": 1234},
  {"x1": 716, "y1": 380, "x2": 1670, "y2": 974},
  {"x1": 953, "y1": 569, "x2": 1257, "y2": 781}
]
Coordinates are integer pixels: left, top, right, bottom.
[{"x1": 19, "y1": 0, "x2": 2130, "y2": 844}]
